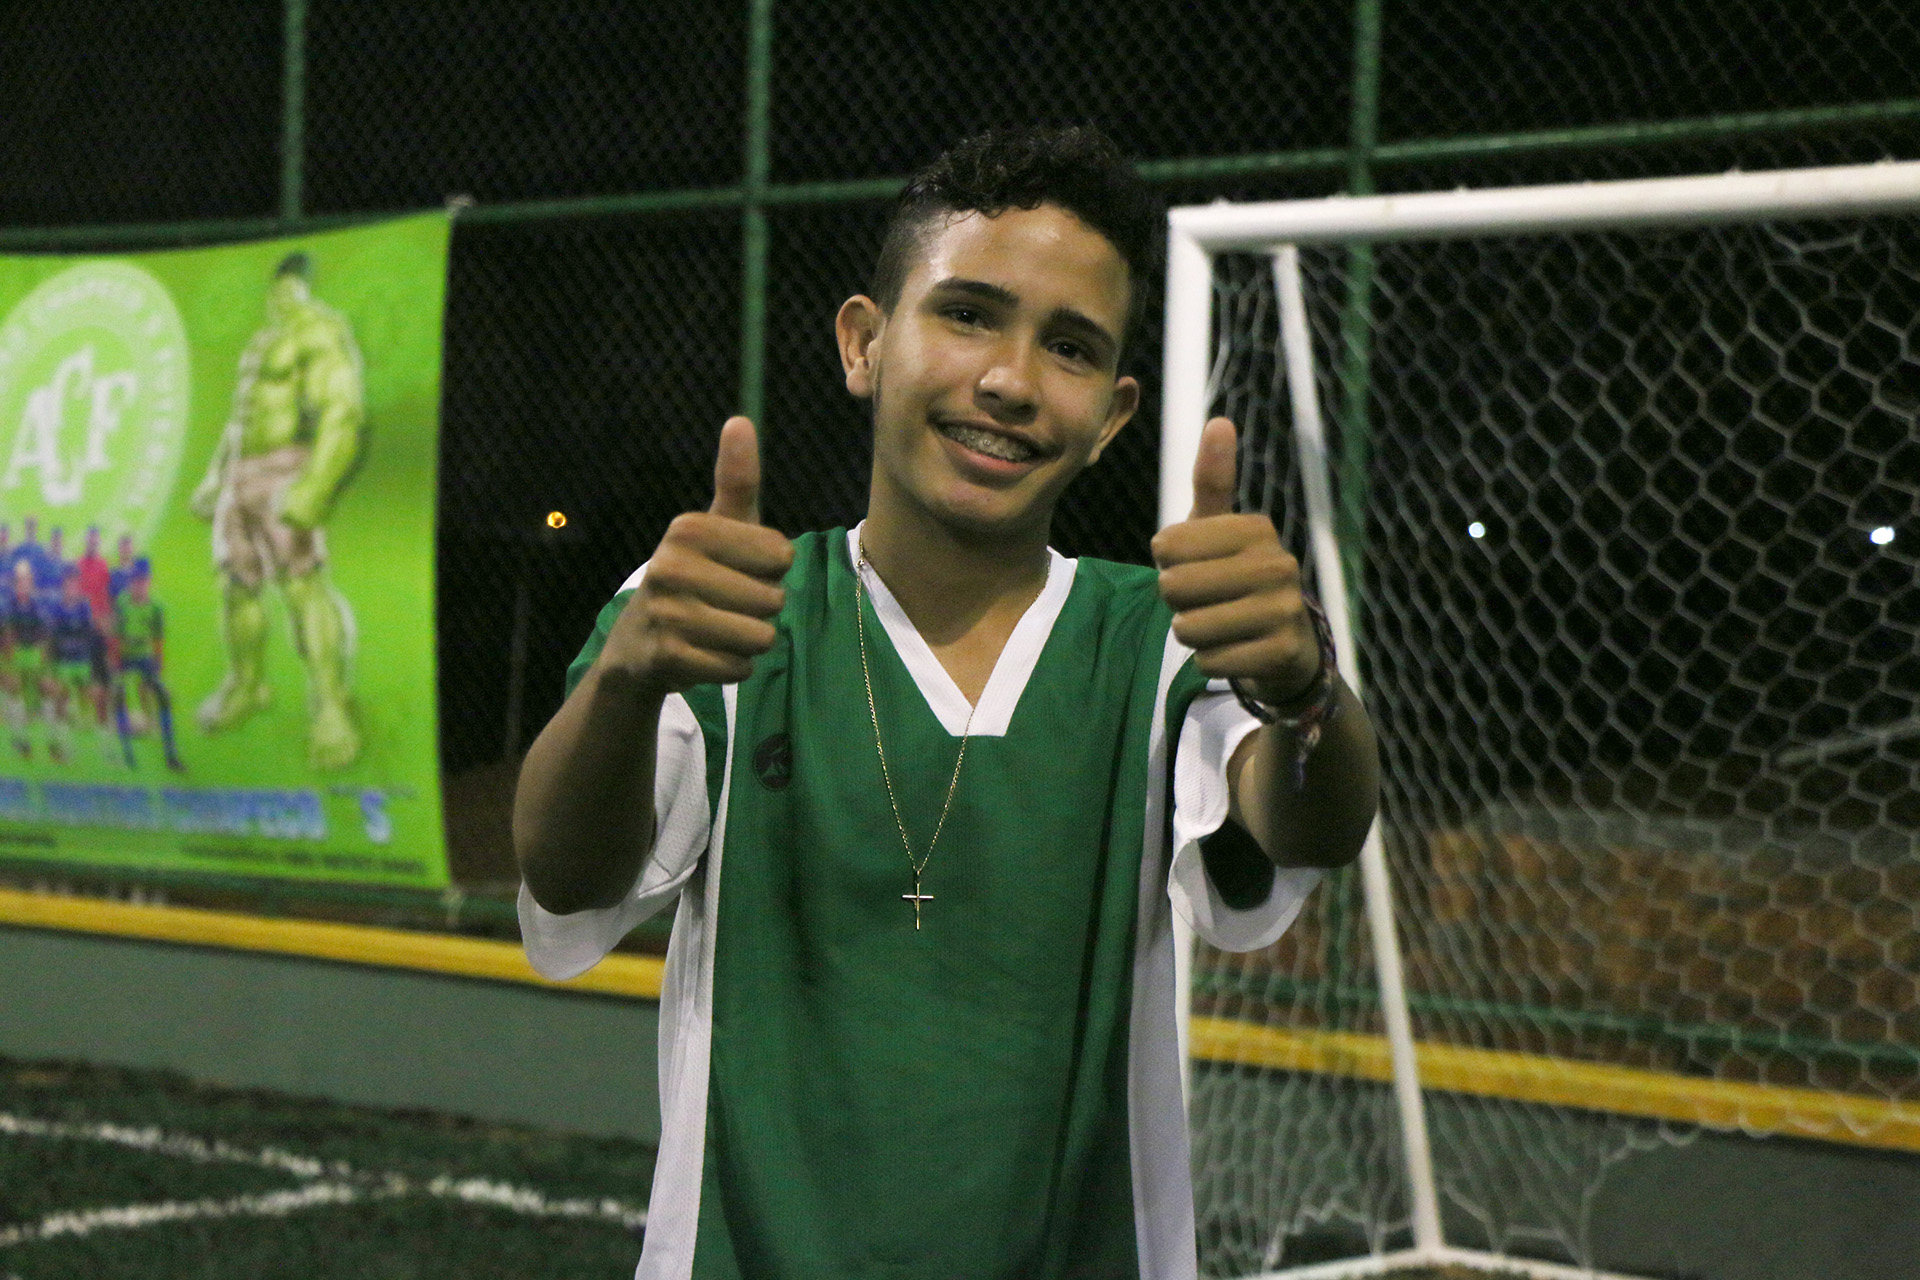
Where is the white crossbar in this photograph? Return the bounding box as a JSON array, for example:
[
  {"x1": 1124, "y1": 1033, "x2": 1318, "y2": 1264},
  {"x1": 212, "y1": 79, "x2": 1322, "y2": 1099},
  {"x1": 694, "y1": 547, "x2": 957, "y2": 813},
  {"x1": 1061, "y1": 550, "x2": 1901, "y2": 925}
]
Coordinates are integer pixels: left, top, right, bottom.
[{"x1": 1169, "y1": 159, "x2": 1920, "y2": 251}]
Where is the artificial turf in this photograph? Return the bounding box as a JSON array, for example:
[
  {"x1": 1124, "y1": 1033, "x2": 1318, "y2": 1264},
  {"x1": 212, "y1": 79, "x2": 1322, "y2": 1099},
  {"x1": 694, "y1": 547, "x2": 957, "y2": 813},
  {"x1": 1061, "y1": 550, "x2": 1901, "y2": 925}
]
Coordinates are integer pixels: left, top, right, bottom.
[
  {"x1": 0, "y1": 1056, "x2": 654, "y2": 1279},
  {"x1": 1, "y1": 1056, "x2": 1534, "y2": 1279}
]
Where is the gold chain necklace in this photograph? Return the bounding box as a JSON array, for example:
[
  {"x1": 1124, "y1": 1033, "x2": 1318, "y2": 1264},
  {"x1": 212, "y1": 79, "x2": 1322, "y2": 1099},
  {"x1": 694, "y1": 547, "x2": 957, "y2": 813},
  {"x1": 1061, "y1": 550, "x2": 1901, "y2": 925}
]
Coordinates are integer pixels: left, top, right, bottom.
[{"x1": 853, "y1": 548, "x2": 975, "y2": 931}]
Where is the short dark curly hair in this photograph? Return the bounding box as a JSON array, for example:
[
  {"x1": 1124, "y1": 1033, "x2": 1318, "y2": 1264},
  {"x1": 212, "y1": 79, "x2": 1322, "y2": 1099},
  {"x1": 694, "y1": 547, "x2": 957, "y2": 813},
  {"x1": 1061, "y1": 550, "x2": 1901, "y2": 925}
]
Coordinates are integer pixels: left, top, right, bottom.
[{"x1": 869, "y1": 126, "x2": 1162, "y2": 348}]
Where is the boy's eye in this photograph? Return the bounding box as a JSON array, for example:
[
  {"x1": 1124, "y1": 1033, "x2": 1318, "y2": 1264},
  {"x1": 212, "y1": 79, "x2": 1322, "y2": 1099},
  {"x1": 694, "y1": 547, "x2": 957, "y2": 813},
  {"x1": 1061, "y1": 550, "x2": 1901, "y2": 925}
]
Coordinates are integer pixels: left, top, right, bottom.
[
  {"x1": 942, "y1": 305, "x2": 987, "y2": 327},
  {"x1": 1049, "y1": 339, "x2": 1091, "y2": 364}
]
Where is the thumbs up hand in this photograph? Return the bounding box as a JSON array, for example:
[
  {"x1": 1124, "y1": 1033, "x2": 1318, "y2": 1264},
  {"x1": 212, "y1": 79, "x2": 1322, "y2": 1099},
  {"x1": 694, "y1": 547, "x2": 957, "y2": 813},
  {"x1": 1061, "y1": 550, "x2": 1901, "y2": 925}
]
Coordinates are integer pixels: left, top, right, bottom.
[
  {"x1": 604, "y1": 416, "x2": 795, "y2": 697},
  {"x1": 1152, "y1": 417, "x2": 1322, "y2": 706}
]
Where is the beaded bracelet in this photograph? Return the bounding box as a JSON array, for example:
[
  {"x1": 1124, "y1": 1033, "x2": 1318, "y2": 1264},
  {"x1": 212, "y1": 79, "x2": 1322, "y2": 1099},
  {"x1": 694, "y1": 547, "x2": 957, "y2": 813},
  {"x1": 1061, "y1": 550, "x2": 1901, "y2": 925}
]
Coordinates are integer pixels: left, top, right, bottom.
[{"x1": 1229, "y1": 593, "x2": 1340, "y2": 790}]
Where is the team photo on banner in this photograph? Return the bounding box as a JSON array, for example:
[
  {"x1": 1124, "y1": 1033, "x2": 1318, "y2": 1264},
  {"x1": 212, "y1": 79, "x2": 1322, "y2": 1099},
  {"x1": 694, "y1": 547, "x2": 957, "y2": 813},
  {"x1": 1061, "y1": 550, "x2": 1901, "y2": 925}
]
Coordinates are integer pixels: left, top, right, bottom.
[{"x1": 0, "y1": 213, "x2": 450, "y2": 887}]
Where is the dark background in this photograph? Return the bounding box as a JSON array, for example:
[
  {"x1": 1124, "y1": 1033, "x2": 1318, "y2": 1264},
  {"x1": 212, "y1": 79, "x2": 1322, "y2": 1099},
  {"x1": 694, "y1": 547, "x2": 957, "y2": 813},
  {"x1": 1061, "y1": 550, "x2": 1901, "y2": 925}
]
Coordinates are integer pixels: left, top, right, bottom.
[
  {"x1": 1, "y1": 0, "x2": 1916, "y2": 879},
  {"x1": 6, "y1": 6, "x2": 1920, "y2": 1276}
]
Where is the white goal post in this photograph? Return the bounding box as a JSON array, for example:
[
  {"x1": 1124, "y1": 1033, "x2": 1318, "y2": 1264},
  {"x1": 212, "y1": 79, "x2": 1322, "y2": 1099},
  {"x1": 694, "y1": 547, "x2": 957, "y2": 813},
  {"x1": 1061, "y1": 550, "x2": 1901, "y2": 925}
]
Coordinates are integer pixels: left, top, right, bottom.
[{"x1": 1161, "y1": 161, "x2": 1920, "y2": 1280}]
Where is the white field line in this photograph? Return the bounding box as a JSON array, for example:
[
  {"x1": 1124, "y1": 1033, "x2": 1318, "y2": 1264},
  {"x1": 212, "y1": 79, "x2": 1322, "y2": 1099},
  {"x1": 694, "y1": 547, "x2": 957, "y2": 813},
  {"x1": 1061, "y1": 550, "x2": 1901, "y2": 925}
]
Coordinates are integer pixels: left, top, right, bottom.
[
  {"x1": 0, "y1": 1113, "x2": 352, "y2": 1180},
  {"x1": 0, "y1": 1183, "x2": 372, "y2": 1247},
  {"x1": 0, "y1": 1111, "x2": 647, "y2": 1247}
]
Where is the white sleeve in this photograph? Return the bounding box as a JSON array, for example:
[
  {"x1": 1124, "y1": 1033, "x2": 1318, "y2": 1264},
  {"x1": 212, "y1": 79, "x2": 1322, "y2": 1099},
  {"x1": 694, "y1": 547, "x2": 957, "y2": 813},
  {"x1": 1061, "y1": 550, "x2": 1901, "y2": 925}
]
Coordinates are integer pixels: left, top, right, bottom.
[
  {"x1": 1167, "y1": 682, "x2": 1323, "y2": 953},
  {"x1": 517, "y1": 690, "x2": 713, "y2": 980}
]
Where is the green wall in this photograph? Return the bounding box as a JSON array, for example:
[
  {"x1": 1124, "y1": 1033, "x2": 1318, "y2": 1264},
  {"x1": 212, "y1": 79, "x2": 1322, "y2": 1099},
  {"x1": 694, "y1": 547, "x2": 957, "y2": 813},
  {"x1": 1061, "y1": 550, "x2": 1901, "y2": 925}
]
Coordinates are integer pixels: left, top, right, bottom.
[
  {"x1": 0, "y1": 924, "x2": 661, "y2": 1143},
  {"x1": 6, "y1": 921, "x2": 1919, "y2": 1278}
]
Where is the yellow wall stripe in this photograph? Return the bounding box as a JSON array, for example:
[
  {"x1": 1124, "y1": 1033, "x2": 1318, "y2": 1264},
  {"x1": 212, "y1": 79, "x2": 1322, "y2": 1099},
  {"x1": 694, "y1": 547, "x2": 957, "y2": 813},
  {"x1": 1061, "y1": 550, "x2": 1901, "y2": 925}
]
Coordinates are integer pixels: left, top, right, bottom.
[
  {"x1": 7, "y1": 888, "x2": 1912, "y2": 1154},
  {"x1": 1191, "y1": 1016, "x2": 1920, "y2": 1155},
  {"x1": 0, "y1": 887, "x2": 663, "y2": 1000}
]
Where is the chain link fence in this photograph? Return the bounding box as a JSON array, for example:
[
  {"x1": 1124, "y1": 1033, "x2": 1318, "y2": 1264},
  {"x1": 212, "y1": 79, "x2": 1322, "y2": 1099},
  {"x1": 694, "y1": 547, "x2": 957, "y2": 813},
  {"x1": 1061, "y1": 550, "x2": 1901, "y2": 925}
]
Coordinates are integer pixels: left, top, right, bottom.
[
  {"x1": 1192, "y1": 206, "x2": 1920, "y2": 1270},
  {"x1": 305, "y1": 1, "x2": 745, "y2": 212},
  {"x1": 1379, "y1": 0, "x2": 1918, "y2": 140},
  {"x1": 0, "y1": 0, "x2": 280, "y2": 226},
  {"x1": 764, "y1": 1, "x2": 1354, "y2": 183},
  {"x1": 1, "y1": 0, "x2": 1916, "y2": 955}
]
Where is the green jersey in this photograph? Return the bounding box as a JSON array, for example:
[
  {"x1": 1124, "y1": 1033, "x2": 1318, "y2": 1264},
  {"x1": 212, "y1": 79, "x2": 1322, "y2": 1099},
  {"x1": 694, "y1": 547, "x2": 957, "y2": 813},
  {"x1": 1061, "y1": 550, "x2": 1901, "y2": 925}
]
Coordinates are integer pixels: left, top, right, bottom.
[
  {"x1": 522, "y1": 527, "x2": 1323, "y2": 1280},
  {"x1": 116, "y1": 598, "x2": 164, "y2": 663}
]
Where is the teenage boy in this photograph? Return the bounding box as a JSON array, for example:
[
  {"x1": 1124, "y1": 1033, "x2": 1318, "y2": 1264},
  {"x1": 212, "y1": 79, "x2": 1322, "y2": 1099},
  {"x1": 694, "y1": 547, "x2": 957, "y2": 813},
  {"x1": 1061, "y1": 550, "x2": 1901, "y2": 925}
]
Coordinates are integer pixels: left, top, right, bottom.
[{"x1": 514, "y1": 127, "x2": 1378, "y2": 1280}]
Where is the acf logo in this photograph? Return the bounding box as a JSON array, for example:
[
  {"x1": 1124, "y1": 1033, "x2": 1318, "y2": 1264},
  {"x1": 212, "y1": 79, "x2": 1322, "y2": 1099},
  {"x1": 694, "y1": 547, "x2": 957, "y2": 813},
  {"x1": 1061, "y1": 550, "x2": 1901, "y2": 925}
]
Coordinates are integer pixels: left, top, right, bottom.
[{"x1": 0, "y1": 262, "x2": 189, "y2": 545}]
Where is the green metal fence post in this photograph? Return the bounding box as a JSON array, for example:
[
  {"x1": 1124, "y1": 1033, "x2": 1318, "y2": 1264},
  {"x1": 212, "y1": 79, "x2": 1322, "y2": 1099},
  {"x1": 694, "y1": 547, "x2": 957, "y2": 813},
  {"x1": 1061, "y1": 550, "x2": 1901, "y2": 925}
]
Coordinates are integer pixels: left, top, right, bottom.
[
  {"x1": 280, "y1": 0, "x2": 307, "y2": 221},
  {"x1": 739, "y1": 0, "x2": 775, "y2": 427},
  {"x1": 1317, "y1": 0, "x2": 1387, "y2": 1027},
  {"x1": 1337, "y1": 0, "x2": 1382, "y2": 593}
]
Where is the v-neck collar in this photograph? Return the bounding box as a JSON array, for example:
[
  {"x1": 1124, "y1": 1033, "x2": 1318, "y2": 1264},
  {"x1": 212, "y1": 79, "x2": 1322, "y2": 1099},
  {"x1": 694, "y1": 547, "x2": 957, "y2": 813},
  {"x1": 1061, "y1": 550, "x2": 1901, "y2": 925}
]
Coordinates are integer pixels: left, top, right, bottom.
[{"x1": 846, "y1": 522, "x2": 1078, "y2": 738}]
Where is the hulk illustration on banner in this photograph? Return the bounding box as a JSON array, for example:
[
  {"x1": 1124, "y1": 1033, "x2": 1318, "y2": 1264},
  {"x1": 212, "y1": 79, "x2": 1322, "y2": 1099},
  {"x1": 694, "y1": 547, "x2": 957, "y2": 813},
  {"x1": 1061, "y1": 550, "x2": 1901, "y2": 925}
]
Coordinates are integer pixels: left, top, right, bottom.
[
  {"x1": 192, "y1": 253, "x2": 364, "y2": 771},
  {"x1": 0, "y1": 215, "x2": 450, "y2": 888}
]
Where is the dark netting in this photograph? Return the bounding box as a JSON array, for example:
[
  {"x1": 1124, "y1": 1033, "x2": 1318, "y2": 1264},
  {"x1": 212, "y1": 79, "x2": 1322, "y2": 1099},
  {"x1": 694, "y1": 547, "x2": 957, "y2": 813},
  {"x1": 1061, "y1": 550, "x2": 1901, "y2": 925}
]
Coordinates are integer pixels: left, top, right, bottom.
[
  {"x1": 767, "y1": 0, "x2": 1353, "y2": 184},
  {"x1": 304, "y1": 0, "x2": 746, "y2": 213},
  {"x1": 0, "y1": 0, "x2": 279, "y2": 226},
  {"x1": 1349, "y1": 222, "x2": 1920, "y2": 1091},
  {"x1": 437, "y1": 214, "x2": 740, "y2": 550},
  {"x1": 1193, "y1": 213, "x2": 1920, "y2": 1274},
  {"x1": 759, "y1": 202, "x2": 888, "y2": 536},
  {"x1": 435, "y1": 212, "x2": 740, "y2": 891},
  {"x1": 1190, "y1": 252, "x2": 1405, "y2": 1276},
  {"x1": 1360, "y1": 215, "x2": 1920, "y2": 1259},
  {"x1": 1380, "y1": 0, "x2": 1920, "y2": 141}
]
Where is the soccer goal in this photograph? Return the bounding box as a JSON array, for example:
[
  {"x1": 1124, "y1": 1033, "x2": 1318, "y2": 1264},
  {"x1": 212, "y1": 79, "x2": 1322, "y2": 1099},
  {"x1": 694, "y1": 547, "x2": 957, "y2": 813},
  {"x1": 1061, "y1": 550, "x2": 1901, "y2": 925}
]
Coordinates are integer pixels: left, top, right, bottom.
[{"x1": 1161, "y1": 161, "x2": 1920, "y2": 1279}]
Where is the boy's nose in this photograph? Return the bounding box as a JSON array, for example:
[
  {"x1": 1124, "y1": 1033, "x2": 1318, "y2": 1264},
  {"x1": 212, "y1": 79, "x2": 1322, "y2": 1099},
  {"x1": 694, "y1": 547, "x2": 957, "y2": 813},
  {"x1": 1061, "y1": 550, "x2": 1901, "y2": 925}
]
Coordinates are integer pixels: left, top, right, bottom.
[{"x1": 975, "y1": 341, "x2": 1039, "y2": 420}]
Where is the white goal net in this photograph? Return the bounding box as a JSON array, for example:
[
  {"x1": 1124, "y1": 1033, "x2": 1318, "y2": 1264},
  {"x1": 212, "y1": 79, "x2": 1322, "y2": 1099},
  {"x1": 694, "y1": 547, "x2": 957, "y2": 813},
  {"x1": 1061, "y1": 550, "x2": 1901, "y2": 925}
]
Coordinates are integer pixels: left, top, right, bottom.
[{"x1": 1163, "y1": 163, "x2": 1920, "y2": 1279}]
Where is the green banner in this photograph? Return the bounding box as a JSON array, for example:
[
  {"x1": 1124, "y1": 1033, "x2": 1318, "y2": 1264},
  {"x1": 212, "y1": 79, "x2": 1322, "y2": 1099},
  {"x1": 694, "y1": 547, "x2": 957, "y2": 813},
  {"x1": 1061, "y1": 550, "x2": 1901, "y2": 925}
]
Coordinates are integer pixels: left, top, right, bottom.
[{"x1": 0, "y1": 214, "x2": 450, "y2": 888}]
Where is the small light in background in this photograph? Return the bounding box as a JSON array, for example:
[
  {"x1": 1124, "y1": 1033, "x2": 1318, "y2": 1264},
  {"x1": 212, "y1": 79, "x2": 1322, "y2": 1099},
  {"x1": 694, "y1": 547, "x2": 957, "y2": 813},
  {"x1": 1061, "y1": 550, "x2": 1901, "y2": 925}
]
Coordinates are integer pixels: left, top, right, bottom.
[
  {"x1": 1467, "y1": 521, "x2": 1486, "y2": 539},
  {"x1": 1870, "y1": 526, "x2": 1895, "y2": 546},
  {"x1": 546, "y1": 511, "x2": 568, "y2": 530}
]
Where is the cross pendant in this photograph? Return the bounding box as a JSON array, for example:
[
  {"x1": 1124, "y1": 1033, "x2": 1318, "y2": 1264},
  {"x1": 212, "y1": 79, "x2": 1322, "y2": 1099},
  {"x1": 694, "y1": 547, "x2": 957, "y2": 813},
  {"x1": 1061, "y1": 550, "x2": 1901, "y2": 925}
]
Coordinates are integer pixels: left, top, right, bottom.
[{"x1": 902, "y1": 879, "x2": 934, "y2": 931}]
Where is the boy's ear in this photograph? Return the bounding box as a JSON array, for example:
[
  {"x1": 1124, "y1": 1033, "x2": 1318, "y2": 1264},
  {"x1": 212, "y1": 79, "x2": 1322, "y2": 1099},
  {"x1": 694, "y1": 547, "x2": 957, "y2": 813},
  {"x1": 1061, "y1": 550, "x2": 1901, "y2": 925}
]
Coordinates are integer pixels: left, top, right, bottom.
[
  {"x1": 1087, "y1": 375, "x2": 1140, "y2": 466},
  {"x1": 837, "y1": 295, "x2": 884, "y2": 399}
]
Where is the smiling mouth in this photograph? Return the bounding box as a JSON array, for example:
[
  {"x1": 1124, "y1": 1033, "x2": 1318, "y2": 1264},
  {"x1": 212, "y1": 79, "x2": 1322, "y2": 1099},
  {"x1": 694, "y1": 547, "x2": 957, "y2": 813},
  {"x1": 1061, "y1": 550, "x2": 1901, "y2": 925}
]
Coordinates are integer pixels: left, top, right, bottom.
[{"x1": 935, "y1": 421, "x2": 1041, "y2": 464}]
